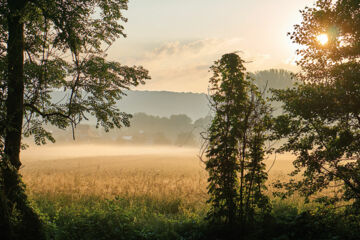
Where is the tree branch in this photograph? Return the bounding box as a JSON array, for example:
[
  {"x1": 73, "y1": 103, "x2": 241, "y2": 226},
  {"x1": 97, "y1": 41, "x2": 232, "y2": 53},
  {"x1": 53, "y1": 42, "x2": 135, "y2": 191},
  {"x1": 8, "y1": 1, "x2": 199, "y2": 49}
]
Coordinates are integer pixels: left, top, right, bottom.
[{"x1": 24, "y1": 103, "x2": 71, "y2": 120}]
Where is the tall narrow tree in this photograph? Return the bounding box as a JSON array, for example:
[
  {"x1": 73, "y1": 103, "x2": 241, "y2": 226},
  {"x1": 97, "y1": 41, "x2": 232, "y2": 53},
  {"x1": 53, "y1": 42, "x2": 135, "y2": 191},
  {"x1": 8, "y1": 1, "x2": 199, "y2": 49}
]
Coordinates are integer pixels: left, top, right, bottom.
[{"x1": 204, "y1": 53, "x2": 271, "y2": 228}]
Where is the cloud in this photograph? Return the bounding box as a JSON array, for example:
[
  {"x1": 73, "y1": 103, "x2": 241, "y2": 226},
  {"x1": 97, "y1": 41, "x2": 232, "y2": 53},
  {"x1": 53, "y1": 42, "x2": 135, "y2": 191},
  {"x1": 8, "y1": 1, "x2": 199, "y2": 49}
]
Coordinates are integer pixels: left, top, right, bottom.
[{"x1": 121, "y1": 38, "x2": 277, "y2": 93}]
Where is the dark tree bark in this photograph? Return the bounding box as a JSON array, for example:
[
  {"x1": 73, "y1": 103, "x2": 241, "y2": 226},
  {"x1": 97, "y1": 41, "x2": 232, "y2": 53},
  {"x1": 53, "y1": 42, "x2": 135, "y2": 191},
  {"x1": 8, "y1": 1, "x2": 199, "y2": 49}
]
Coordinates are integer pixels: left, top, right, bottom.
[
  {"x1": 1, "y1": 1, "x2": 45, "y2": 239},
  {"x1": 5, "y1": 0, "x2": 25, "y2": 170},
  {"x1": 0, "y1": 190, "x2": 13, "y2": 240}
]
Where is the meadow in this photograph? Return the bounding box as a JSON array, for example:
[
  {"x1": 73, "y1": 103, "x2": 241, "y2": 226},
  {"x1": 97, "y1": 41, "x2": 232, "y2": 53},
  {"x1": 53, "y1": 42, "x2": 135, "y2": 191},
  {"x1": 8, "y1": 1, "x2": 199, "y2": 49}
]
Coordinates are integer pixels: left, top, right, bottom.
[
  {"x1": 19, "y1": 144, "x2": 358, "y2": 240},
  {"x1": 21, "y1": 144, "x2": 294, "y2": 207}
]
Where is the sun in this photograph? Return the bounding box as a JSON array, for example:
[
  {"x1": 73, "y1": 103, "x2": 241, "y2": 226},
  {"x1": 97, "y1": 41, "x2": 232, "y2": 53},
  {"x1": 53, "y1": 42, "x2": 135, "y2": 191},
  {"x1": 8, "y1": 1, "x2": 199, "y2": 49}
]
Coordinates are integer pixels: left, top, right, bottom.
[{"x1": 316, "y1": 33, "x2": 329, "y2": 45}]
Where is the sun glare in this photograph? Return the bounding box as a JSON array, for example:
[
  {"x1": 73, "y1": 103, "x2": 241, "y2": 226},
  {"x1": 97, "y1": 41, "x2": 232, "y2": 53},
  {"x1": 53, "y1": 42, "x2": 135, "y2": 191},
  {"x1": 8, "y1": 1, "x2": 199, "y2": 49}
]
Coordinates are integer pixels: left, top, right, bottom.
[{"x1": 317, "y1": 33, "x2": 329, "y2": 45}]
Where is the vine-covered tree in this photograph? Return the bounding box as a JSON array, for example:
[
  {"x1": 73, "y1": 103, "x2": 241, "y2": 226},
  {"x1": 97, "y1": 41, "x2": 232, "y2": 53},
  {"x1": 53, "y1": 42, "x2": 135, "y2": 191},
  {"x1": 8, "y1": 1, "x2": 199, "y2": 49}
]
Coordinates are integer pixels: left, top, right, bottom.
[
  {"x1": 204, "y1": 53, "x2": 271, "y2": 227},
  {"x1": 273, "y1": 0, "x2": 360, "y2": 207},
  {"x1": 0, "y1": 1, "x2": 150, "y2": 239}
]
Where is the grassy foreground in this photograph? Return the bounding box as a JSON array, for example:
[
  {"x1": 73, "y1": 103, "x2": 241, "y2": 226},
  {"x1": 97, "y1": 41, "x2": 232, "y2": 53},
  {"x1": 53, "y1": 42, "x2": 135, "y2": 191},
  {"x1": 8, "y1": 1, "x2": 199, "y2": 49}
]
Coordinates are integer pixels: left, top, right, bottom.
[
  {"x1": 21, "y1": 145, "x2": 360, "y2": 239},
  {"x1": 31, "y1": 193, "x2": 207, "y2": 240},
  {"x1": 29, "y1": 192, "x2": 360, "y2": 240}
]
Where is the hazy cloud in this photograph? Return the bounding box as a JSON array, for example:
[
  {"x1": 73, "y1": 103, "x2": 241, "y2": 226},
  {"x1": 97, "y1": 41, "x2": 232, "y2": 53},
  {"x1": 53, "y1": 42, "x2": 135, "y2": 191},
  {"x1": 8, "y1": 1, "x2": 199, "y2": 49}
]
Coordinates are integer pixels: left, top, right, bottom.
[{"x1": 117, "y1": 38, "x2": 293, "y2": 93}]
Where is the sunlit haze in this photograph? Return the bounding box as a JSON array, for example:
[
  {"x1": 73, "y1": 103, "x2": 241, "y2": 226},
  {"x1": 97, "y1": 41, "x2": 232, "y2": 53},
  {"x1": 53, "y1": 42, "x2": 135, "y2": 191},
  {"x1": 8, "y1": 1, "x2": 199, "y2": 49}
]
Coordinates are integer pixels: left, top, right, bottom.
[
  {"x1": 317, "y1": 33, "x2": 329, "y2": 45},
  {"x1": 108, "y1": 0, "x2": 316, "y2": 92}
]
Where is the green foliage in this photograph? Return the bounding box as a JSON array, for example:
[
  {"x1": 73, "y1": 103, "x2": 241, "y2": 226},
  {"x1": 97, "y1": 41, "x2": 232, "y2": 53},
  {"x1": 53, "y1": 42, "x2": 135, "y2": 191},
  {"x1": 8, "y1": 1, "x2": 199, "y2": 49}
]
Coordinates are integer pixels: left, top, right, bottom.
[
  {"x1": 272, "y1": 0, "x2": 360, "y2": 206},
  {"x1": 0, "y1": 156, "x2": 45, "y2": 239},
  {"x1": 0, "y1": 0, "x2": 150, "y2": 145},
  {"x1": 27, "y1": 192, "x2": 360, "y2": 240},
  {"x1": 204, "y1": 53, "x2": 272, "y2": 226},
  {"x1": 32, "y1": 193, "x2": 207, "y2": 240},
  {"x1": 0, "y1": 0, "x2": 150, "y2": 238}
]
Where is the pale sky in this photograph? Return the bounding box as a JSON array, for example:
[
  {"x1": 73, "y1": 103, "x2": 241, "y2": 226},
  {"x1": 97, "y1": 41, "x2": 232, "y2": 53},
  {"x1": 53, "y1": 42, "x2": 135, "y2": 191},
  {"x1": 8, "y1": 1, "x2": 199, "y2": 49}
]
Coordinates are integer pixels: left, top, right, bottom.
[{"x1": 107, "y1": 0, "x2": 316, "y2": 93}]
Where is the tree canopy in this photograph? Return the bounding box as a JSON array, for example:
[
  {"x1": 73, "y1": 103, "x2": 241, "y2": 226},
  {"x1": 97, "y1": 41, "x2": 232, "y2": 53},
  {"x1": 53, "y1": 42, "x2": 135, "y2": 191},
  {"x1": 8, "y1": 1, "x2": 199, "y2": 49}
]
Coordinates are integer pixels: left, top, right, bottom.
[
  {"x1": 0, "y1": 1, "x2": 150, "y2": 239},
  {"x1": 273, "y1": 0, "x2": 360, "y2": 206}
]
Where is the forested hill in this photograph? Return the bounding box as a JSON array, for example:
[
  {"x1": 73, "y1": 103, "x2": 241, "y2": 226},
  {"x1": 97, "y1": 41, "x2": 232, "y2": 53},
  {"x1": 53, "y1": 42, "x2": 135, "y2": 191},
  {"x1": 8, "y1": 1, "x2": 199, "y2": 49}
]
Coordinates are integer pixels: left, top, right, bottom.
[
  {"x1": 118, "y1": 90, "x2": 209, "y2": 121},
  {"x1": 117, "y1": 69, "x2": 295, "y2": 119},
  {"x1": 51, "y1": 69, "x2": 295, "y2": 122}
]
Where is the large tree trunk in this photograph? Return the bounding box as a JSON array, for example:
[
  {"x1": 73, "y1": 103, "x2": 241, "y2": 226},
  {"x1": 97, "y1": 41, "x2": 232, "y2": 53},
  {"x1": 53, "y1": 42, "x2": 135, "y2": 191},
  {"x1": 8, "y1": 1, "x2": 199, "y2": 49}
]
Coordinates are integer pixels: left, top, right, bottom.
[
  {"x1": 5, "y1": 0, "x2": 25, "y2": 171},
  {"x1": 0, "y1": 1, "x2": 45, "y2": 239}
]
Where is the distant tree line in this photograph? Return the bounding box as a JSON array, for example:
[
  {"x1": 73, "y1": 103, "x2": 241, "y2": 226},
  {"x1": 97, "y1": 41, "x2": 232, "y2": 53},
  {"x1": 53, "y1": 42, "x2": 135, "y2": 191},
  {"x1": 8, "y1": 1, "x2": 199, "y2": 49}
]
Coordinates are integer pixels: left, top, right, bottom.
[{"x1": 46, "y1": 113, "x2": 212, "y2": 147}]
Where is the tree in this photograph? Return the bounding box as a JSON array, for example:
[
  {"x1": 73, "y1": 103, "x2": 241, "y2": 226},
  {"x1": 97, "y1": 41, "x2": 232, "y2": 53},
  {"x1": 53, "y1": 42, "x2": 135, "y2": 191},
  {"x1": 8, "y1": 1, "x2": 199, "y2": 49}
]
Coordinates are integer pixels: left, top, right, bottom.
[
  {"x1": 251, "y1": 69, "x2": 296, "y2": 117},
  {"x1": 0, "y1": 1, "x2": 150, "y2": 238},
  {"x1": 251, "y1": 69, "x2": 294, "y2": 93},
  {"x1": 273, "y1": 0, "x2": 360, "y2": 206},
  {"x1": 204, "y1": 53, "x2": 271, "y2": 227}
]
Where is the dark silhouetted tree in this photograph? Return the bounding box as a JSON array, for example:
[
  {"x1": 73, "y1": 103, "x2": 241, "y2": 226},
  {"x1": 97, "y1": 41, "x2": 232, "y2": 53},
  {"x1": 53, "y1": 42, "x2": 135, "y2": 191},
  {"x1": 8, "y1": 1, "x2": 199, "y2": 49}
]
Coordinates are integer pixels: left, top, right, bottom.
[
  {"x1": 204, "y1": 53, "x2": 271, "y2": 228},
  {"x1": 273, "y1": 0, "x2": 360, "y2": 207},
  {"x1": 0, "y1": 1, "x2": 150, "y2": 238}
]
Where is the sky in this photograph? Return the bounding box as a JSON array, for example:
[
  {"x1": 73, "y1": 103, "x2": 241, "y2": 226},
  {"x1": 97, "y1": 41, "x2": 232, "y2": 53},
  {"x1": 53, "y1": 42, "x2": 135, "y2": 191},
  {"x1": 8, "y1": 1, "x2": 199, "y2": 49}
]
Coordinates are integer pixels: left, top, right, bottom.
[{"x1": 107, "y1": 0, "x2": 317, "y2": 93}]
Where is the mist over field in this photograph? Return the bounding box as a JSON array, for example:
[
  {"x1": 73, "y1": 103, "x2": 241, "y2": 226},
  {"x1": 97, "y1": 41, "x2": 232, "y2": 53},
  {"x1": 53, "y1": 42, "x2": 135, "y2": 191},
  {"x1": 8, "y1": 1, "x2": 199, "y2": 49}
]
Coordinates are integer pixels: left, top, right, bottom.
[
  {"x1": 21, "y1": 144, "x2": 199, "y2": 162},
  {"x1": 21, "y1": 143, "x2": 295, "y2": 176},
  {"x1": 20, "y1": 142, "x2": 295, "y2": 221}
]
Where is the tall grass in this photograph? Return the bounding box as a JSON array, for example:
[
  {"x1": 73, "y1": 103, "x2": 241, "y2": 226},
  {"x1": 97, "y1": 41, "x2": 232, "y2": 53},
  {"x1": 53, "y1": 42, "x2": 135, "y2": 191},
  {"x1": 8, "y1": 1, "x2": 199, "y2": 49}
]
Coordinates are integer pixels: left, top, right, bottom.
[
  {"x1": 20, "y1": 148, "x2": 359, "y2": 239},
  {"x1": 21, "y1": 153, "x2": 210, "y2": 239}
]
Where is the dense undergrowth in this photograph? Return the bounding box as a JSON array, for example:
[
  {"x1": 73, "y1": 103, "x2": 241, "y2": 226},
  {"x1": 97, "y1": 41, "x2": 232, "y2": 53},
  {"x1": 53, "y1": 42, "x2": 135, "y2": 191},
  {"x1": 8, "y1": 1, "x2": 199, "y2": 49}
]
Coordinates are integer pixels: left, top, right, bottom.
[{"x1": 30, "y1": 193, "x2": 360, "y2": 240}]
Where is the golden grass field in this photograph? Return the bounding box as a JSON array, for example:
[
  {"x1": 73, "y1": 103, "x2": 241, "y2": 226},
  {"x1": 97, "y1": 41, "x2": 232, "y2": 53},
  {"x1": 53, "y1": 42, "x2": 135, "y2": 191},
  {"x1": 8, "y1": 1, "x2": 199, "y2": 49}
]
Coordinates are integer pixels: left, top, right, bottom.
[{"x1": 20, "y1": 144, "x2": 296, "y2": 207}]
